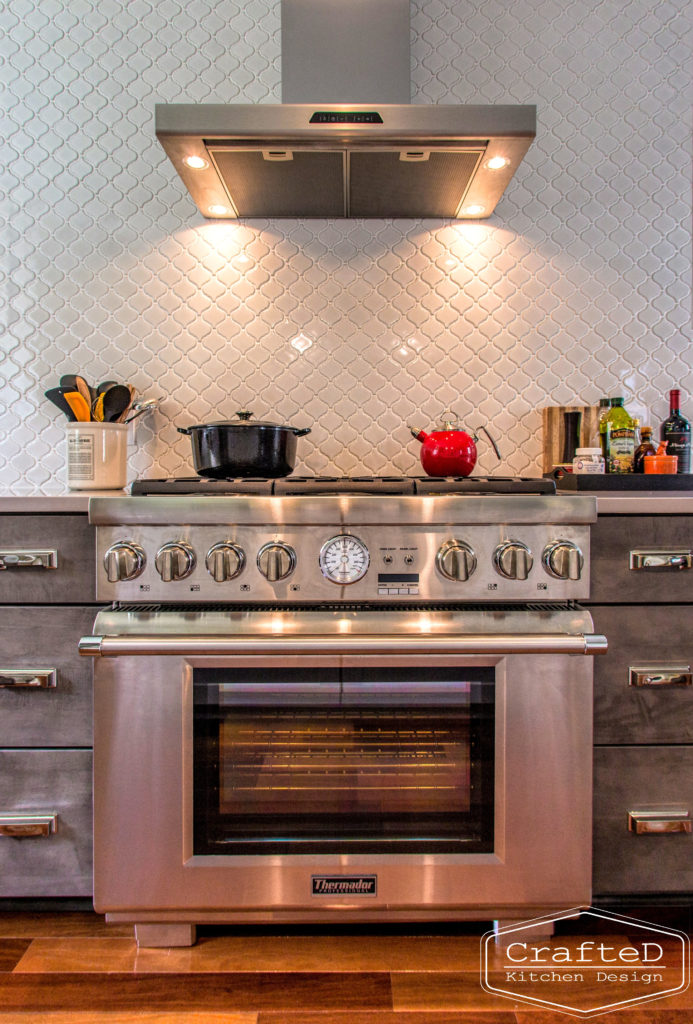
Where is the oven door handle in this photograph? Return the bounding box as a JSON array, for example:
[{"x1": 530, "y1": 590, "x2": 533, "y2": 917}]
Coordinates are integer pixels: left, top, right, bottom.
[{"x1": 79, "y1": 632, "x2": 608, "y2": 657}]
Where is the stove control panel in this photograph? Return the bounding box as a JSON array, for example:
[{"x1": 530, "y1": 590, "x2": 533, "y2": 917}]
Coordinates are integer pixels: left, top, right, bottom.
[{"x1": 95, "y1": 522, "x2": 590, "y2": 603}]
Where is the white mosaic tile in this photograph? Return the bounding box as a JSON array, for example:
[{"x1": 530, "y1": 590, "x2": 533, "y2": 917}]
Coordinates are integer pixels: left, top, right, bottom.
[{"x1": 1, "y1": 0, "x2": 691, "y2": 492}]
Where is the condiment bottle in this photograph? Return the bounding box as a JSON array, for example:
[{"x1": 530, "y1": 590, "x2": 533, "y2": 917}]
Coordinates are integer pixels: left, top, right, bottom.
[
  {"x1": 661, "y1": 388, "x2": 691, "y2": 474},
  {"x1": 597, "y1": 398, "x2": 611, "y2": 460},
  {"x1": 605, "y1": 397, "x2": 635, "y2": 474},
  {"x1": 633, "y1": 425, "x2": 656, "y2": 474}
]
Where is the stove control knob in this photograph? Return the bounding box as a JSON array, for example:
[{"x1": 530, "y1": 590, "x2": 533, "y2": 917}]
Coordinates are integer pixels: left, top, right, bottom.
[
  {"x1": 155, "y1": 541, "x2": 196, "y2": 582},
  {"x1": 257, "y1": 542, "x2": 296, "y2": 582},
  {"x1": 494, "y1": 541, "x2": 533, "y2": 580},
  {"x1": 436, "y1": 540, "x2": 477, "y2": 582},
  {"x1": 103, "y1": 541, "x2": 145, "y2": 583},
  {"x1": 543, "y1": 540, "x2": 584, "y2": 580},
  {"x1": 206, "y1": 543, "x2": 245, "y2": 582}
]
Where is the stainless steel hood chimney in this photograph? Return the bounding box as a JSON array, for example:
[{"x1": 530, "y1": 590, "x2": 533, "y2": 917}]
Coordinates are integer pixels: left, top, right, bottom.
[{"x1": 155, "y1": 0, "x2": 535, "y2": 220}]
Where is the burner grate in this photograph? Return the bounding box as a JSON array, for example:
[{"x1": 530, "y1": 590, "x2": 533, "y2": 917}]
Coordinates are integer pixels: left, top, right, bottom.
[{"x1": 130, "y1": 475, "x2": 556, "y2": 497}]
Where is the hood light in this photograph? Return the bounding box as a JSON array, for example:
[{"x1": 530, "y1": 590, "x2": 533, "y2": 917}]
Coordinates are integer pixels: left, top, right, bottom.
[
  {"x1": 208, "y1": 204, "x2": 230, "y2": 216},
  {"x1": 486, "y1": 156, "x2": 509, "y2": 170},
  {"x1": 184, "y1": 155, "x2": 209, "y2": 169},
  {"x1": 461, "y1": 204, "x2": 485, "y2": 217}
]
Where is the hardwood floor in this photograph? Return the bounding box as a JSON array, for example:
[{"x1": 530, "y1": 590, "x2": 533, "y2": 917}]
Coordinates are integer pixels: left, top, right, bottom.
[{"x1": 0, "y1": 913, "x2": 691, "y2": 1023}]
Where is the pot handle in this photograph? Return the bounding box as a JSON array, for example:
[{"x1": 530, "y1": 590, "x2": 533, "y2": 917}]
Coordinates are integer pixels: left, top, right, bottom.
[
  {"x1": 478, "y1": 425, "x2": 501, "y2": 460},
  {"x1": 293, "y1": 427, "x2": 312, "y2": 437},
  {"x1": 176, "y1": 426, "x2": 192, "y2": 435}
]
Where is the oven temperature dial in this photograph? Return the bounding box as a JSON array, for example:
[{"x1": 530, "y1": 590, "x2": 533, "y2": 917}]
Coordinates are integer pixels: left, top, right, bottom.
[
  {"x1": 155, "y1": 541, "x2": 196, "y2": 582},
  {"x1": 319, "y1": 534, "x2": 369, "y2": 585},
  {"x1": 206, "y1": 543, "x2": 245, "y2": 582},
  {"x1": 257, "y1": 542, "x2": 296, "y2": 582},
  {"x1": 493, "y1": 540, "x2": 533, "y2": 580},
  {"x1": 103, "y1": 541, "x2": 145, "y2": 583},
  {"x1": 436, "y1": 540, "x2": 477, "y2": 582},
  {"x1": 542, "y1": 540, "x2": 584, "y2": 580}
]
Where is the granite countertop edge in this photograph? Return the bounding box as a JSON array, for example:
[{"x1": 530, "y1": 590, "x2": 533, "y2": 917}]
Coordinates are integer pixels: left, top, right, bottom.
[{"x1": 1, "y1": 490, "x2": 692, "y2": 514}]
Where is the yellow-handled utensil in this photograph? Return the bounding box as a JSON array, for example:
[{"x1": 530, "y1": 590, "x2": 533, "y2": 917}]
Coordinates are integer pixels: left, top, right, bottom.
[
  {"x1": 63, "y1": 391, "x2": 92, "y2": 422},
  {"x1": 92, "y1": 393, "x2": 106, "y2": 422}
]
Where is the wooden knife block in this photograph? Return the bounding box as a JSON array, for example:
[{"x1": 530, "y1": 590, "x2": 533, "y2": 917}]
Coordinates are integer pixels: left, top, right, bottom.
[{"x1": 542, "y1": 405, "x2": 601, "y2": 472}]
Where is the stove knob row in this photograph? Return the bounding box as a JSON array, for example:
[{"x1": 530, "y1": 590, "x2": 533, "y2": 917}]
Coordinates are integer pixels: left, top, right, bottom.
[
  {"x1": 434, "y1": 539, "x2": 584, "y2": 583},
  {"x1": 103, "y1": 541, "x2": 146, "y2": 582}
]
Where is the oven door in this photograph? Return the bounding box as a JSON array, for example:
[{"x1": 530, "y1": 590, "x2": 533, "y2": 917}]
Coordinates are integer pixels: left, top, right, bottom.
[
  {"x1": 84, "y1": 612, "x2": 603, "y2": 924},
  {"x1": 192, "y1": 661, "x2": 494, "y2": 857}
]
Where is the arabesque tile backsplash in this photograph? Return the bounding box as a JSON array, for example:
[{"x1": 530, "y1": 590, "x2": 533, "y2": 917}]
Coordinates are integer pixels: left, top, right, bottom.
[{"x1": 2, "y1": 0, "x2": 691, "y2": 491}]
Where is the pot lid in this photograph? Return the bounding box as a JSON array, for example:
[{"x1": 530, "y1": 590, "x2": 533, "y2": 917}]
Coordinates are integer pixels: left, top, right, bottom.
[{"x1": 189, "y1": 411, "x2": 307, "y2": 431}]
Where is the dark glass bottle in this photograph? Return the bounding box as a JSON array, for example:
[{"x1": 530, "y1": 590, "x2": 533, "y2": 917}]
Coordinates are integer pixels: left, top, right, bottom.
[
  {"x1": 661, "y1": 389, "x2": 691, "y2": 474},
  {"x1": 633, "y1": 426, "x2": 656, "y2": 473}
]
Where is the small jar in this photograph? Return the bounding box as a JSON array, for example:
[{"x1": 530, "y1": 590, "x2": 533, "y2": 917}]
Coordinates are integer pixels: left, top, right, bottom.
[{"x1": 572, "y1": 447, "x2": 605, "y2": 474}]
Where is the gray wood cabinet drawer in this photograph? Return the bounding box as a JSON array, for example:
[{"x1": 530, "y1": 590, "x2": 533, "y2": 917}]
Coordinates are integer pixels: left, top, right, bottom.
[
  {"x1": 592, "y1": 605, "x2": 693, "y2": 744},
  {"x1": 0, "y1": 749, "x2": 92, "y2": 896},
  {"x1": 590, "y1": 515, "x2": 693, "y2": 603},
  {"x1": 0, "y1": 606, "x2": 99, "y2": 747},
  {"x1": 0, "y1": 515, "x2": 95, "y2": 603},
  {"x1": 593, "y1": 746, "x2": 693, "y2": 894}
]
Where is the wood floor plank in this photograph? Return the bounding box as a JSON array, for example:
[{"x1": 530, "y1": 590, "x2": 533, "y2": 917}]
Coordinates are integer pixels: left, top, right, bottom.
[
  {"x1": 257, "y1": 1013, "x2": 517, "y2": 1023},
  {"x1": 0, "y1": 971, "x2": 392, "y2": 1013},
  {"x1": 391, "y1": 970, "x2": 525, "y2": 1012},
  {"x1": 14, "y1": 938, "x2": 136, "y2": 973},
  {"x1": 516, "y1": 1012, "x2": 693, "y2": 1023},
  {"x1": 0, "y1": 913, "x2": 131, "y2": 938},
  {"x1": 0, "y1": 1014, "x2": 256, "y2": 1024},
  {"x1": 0, "y1": 940, "x2": 31, "y2": 972}
]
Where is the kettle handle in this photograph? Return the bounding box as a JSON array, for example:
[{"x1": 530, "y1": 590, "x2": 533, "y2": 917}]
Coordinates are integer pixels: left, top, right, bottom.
[
  {"x1": 176, "y1": 426, "x2": 192, "y2": 435},
  {"x1": 293, "y1": 427, "x2": 312, "y2": 437},
  {"x1": 477, "y1": 425, "x2": 501, "y2": 460}
]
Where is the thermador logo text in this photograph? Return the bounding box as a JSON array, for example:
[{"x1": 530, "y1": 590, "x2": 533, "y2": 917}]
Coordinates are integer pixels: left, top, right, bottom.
[{"x1": 312, "y1": 875, "x2": 377, "y2": 896}]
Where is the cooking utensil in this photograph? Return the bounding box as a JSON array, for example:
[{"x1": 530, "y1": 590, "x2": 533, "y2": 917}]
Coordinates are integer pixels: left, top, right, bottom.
[
  {"x1": 45, "y1": 387, "x2": 78, "y2": 421},
  {"x1": 92, "y1": 393, "x2": 106, "y2": 422},
  {"x1": 124, "y1": 398, "x2": 158, "y2": 424},
  {"x1": 74, "y1": 375, "x2": 94, "y2": 409},
  {"x1": 59, "y1": 374, "x2": 79, "y2": 391},
  {"x1": 63, "y1": 390, "x2": 92, "y2": 423},
  {"x1": 409, "y1": 412, "x2": 500, "y2": 477},
  {"x1": 177, "y1": 410, "x2": 311, "y2": 479},
  {"x1": 97, "y1": 380, "x2": 118, "y2": 395},
  {"x1": 100, "y1": 384, "x2": 133, "y2": 423}
]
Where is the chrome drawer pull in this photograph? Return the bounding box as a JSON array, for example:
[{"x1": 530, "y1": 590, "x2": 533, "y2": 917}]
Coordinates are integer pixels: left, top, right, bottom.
[
  {"x1": 629, "y1": 664, "x2": 692, "y2": 688},
  {"x1": 629, "y1": 549, "x2": 692, "y2": 571},
  {"x1": 0, "y1": 668, "x2": 57, "y2": 689},
  {"x1": 0, "y1": 549, "x2": 58, "y2": 570},
  {"x1": 0, "y1": 813, "x2": 58, "y2": 838},
  {"x1": 628, "y1": 809, "x2": 692, "y2": 835}
]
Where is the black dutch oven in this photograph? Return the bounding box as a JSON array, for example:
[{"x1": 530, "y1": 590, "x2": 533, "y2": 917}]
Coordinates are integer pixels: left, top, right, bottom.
[{"x1": 177, "y1": 410, "x2": 311, "y2": 479}]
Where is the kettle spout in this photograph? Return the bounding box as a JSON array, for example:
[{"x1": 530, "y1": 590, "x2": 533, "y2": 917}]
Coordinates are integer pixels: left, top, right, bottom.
[{"x1": 409, "y1": 426, "x2": 427, "y2": 443}]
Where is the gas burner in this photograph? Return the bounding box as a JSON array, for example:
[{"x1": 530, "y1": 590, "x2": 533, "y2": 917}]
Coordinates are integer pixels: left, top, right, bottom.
[{"x1": 130, "y1": 475, "x2": 556, "y2": 496}]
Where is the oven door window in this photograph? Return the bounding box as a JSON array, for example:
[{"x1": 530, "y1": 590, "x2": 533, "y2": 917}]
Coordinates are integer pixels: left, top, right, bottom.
[{"x1": 193, "y1": 665, "x2": 494, "y2": 855}]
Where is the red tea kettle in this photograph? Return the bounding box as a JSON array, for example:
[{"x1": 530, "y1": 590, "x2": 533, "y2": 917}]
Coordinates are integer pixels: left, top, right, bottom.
[{"x1": 409, "y1": 413, "x2": 501, "y2": 477}]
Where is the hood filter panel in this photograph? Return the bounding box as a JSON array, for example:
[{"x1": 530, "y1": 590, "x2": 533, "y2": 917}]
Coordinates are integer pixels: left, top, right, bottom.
[
  {"x1": 349, "y1": 149, "x2": 483, "y2": 219},
  {"x1": 211, "y1": 148, "x2": 345, "y2": 218}
]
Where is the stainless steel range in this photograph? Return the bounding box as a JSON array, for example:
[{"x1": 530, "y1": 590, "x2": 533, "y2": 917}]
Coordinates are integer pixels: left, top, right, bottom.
[{"x1": 80, "y1": 477, "x2": 606, "y2": 947}]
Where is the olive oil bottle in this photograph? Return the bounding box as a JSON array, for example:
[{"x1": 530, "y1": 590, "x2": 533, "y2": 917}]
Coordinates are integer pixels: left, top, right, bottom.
[{"x1": 605, "y1": 397, "x2": 635, "y2": 473}]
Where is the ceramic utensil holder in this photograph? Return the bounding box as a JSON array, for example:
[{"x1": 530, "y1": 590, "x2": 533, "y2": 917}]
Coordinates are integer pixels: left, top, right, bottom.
[{"x1": 66, "y1": 422, "x2": 128, "y2": 490}]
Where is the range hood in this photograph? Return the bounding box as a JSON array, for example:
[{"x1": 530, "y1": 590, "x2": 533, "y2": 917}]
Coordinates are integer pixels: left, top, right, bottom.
[{"x1": 155, "y1": 1, "x2": 535, "y2": 221}]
